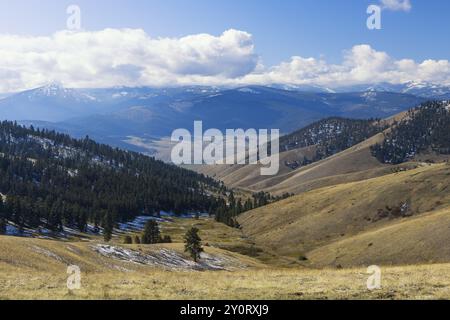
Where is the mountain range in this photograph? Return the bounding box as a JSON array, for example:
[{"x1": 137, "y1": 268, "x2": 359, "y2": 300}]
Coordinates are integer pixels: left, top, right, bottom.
[{"x1": 1, "y1": 82, "x2": 443, "y2": 157}]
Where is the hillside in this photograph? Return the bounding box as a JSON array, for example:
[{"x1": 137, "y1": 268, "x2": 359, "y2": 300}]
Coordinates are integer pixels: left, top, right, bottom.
[
  {"x1": 2, "y1": 221, "x2": 450, "y2": 299},
  {"x1": 197, "y1": 102, "x2": 450, "y2": 268},
  {"x1": 192, "y1": 102, "x2": 450, "y2": 196},
  {"x1": 190, "y1": 117, "x2": 404, "y2": 195},
  {"x1": 0, "y1": 121, "x2": 221, "y2": 237},
  {"x1": 372, "y1": 101, "x2": 450, "y2": 164},
  {"x1": 2, "y1": 215, "x2": 450, "y2": 300},
  {"x1": 238, "y1": 163, "x2": 450, "y2": 266}
]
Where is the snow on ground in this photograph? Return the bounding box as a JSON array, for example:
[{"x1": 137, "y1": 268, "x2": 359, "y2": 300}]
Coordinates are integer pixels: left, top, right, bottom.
[
  {"x1": 6, "y1": 224, "x2": 32, "y2": 237},
  {"x1": 2, "y1": 212, "x2": 209, "y2": 239},
  {"x1": 159, "y1": 211, "x2": 209, "y2": 219},
  {"x1": 31, "y1": 245, "x2": 67, "y2": 263},
  {"x1": 93, "y1": 244, "x2": 245, "y2": 271},
  {"x1": 117, "y1": 216, "x2": 166, "y2": 233}
]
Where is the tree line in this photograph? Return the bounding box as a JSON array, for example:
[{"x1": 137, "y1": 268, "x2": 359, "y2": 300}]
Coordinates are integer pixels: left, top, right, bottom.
[
  {"x1": 371, "y1": 101, "x2": 450, "y2": 164},
  {"x1": 213, "y1": 190, "x2": 292, "y2": 227},
  {"x1": 0, "y1": 121, "x2": 222, "y2": 234}
]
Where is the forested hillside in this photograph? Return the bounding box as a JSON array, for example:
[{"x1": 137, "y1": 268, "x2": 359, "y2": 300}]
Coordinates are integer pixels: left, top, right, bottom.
[
  {"x1": 280, "y1": 117, "x2": 386, "y2": 167},
  {"x1": 0, "y1": 121, "x2": 220, "y2": 234},
  {"x1": 372, "y1": 101, "x2": 450, "y2": 164}
]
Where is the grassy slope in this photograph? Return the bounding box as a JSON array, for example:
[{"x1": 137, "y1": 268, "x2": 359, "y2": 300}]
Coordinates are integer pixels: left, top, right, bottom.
[
  {"x1": 308, "y1": 206, "x2": 450, "y2": 267},
  {"x1": 188, "y1": 111, "x2": 417, "y2": 196},
  {"x1": 238, "y1": 163, "x2": 450, "y2": 265},
  {"x1": 189, "y1": 132, "x2": 417, "y2": 196},
  {"x1": 186, "y1": 146, "x2": 318, "y2": 191},
  {"x1": 2, "y1": 261, "x2": 450, "y2": 299},
  {"x1": 0, "y1": 235, "x2": 263, "y2": 274},
  {"x1": 160, "y1": 217, "x2": 300, "y2": 266},
  {"x1": 2, "y1": 226, "x2": 450, "y2": 300}
]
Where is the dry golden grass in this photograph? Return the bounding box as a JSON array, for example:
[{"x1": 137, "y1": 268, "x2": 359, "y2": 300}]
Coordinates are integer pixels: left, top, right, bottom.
[
  {"x1": 2, "y1": 199, "x2": 450, "y2": 299},
  {"x1": 2, "y1": 263, "x2": 450, "y2": 300},
  {"x1": 188, "y1": 132, "x2": 419, "y2": 196},
  {"x1": 238, "y1": 163, "x2": 450, "y2": 264},
  {"x1": 159, "y1": 217, "x2": 300, "y2": 267},
  {"x1": 308, "y1": 206, "x2": 450, "y2": 267},
  {"x1": 187, "y1": 146, "x2": 319, "y2": 191}
]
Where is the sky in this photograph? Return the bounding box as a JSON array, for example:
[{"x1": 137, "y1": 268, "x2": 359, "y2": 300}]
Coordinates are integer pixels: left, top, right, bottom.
[{"x1": 0, "y1": 0, "x2": 449, "y2": 92}]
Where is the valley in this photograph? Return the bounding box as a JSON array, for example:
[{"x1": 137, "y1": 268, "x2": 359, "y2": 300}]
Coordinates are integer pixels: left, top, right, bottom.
[
  {"x1": 0, "y1": 85, "x2": 449, "y2": 300},
  {"x1": 3, "y1": 0, "x2": 450, "y2": 305}
]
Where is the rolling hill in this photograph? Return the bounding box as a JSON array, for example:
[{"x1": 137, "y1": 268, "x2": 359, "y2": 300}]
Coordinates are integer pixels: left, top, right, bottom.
[
  {"x1": 190, "y1": 117, "x2": 403, "y2": 195},
  {"x1": 238, "y1": 163, "x2": 450, "y2": 266},
  {"x1": 228, "y1": 102, "x2": 450, "y2": 268}
]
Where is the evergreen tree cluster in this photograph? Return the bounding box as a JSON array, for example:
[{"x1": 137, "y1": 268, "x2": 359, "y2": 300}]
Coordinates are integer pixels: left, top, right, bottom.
[
  {"x1": 371, "y1": 101, "x2": 450, "y2": 164},
  {"x1": 213, "y1": 190, "x2": 292, "y2": 228},
  {"x1": 0, "y1": 121, "x2": 221, "y2": 234},
  {"x1": 280, "y1": 117, "x2": 386, "y2": 167}
]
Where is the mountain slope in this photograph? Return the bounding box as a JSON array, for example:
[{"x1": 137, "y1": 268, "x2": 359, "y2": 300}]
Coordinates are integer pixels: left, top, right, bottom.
[
  {"x1": 372, "y1": 101, "x2": 450, "y2": 164},
  {"x1": 0, "y1": 84, "x2": 219, "y2": 123},
  {"x1": 193, "y1": 101, "x2": 450, "y2": 196},
  {"x1": 0, "y1": 121, "x2": 220, "y2": 235},
  {"x1": 307, "y1": 206, "x2": 450, "y2": 267},
  {"x1": 237, "y1": 163, "x2": 450, "y2": 266},
  {"x1": 190, "y1": 118, "x2": 398, "y2": 195}
]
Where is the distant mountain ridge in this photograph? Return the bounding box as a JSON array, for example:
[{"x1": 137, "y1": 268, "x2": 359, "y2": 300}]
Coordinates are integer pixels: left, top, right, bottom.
[
  {"x1": 0, "y1": 83, "x2": 443, "y2": 155},
  {"x1": 331, "y1": 81, "x2": 450, "y2": 99}
]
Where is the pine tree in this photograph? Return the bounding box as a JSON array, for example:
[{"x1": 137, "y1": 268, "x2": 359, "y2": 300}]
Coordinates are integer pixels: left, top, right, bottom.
[
  {"x1": 0, "y1": 200, "x2": 6, "y2": 235},
  {"x1": 141, "y1": 220, "x2": 161, "y2": 244},
  {"x1": 123, "y1": 235, "x2": 132, "y2": 244},
  {"x1": 0, "y1": 218, "x2": 6, "y2": 235},
  {"x1": 184, "y1": 227, "x2": 203, "y2": 262},
  {"x1": 103, "y1": 212, "x2": 113, "y2": 242}
]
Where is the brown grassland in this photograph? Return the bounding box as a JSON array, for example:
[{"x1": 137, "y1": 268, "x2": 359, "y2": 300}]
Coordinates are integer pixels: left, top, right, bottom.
[{"x1": 1, "y1": 211, "x2": 450, "y2": 300}]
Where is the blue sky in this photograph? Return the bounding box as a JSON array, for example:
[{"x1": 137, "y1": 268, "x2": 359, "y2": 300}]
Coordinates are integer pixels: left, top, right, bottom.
[
  {"x1": 0, "y1": 0, "x2": 449, "y2": 92},
  {"x1": 1, "y1": 0, "x2": 448, "y2": 64}
]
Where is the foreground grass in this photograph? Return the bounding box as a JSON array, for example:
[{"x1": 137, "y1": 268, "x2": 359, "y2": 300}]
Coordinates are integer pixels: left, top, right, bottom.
[
  {"x1": 2, "y1": 215, "x2": 450, "y2": 300},
  {"x1": 1, "y1": 263, "x2": 450, "y2": 300}
]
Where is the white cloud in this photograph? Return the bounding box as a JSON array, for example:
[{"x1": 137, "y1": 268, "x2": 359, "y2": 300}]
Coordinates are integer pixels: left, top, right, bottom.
[
  {"x1": 0, "y1": 28, "x2": 449, "y2": 92},
  {"x1": 0, "y1": 28, "x2": 258, "y2": 92},
  {"x1": 242, "y1": 44, "x2": 450, "y2": 88},
  {"x1": 380, "y1": 0, "x2": 412, "y2": 12}
]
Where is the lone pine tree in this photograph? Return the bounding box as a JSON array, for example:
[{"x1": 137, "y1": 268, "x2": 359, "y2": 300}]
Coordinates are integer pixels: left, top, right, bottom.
[
  {"x1": 142, "y1": 220, "x2": 161, "y2": 244},
  {"x1": 103, "y1": 212, "x2": 113, "y2": 242},
  {"x1": 0, "y1": 201, "x2": 6, "y2": 234},
  {"x1": 184, "y1": 227, "x2": 203, "y2": 262}
]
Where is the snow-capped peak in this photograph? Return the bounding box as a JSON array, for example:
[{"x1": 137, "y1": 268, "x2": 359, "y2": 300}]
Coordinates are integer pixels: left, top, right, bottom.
[
  {"x1": 24, "y1": 83, "x2": 98, "y2": 102},
  {"x1": 36, "y1": 82, "x2": 69, "y2": 96}
]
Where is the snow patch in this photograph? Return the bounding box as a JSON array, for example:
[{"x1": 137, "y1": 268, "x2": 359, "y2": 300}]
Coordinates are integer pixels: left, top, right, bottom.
[
  {"x1": 31, "y1": 245, "x2": 66, "y2": 263},
  {"x1": 93, "y1": 244, "x2": 245, "y2": 271},
  {"x1": 238, "y1": 88, "x2": 260, "y2": 94}
]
